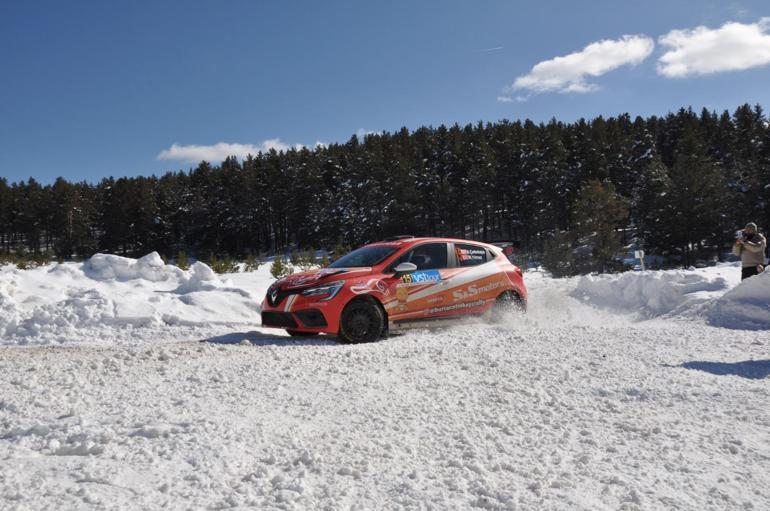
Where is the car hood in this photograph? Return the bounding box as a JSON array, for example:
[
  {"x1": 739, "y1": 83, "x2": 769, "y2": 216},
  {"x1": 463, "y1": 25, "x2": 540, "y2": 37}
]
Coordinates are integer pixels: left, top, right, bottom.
[{"x1": 272, "y1": 267, "x2": 374, "y2": 290}]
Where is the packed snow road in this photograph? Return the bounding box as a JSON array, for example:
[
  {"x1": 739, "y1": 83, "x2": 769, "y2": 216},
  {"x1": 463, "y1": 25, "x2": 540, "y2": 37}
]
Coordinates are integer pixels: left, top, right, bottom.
[{"x1": 1, "y1": 256, "x2": 769, "y2": 510}]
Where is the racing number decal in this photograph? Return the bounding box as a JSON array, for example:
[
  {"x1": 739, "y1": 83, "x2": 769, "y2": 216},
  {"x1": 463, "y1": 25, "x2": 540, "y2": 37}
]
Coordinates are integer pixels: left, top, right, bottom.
[
  {"x1": 401, "y1": 270, "x2": 441, "y2": 284},
  {"x1": 395, "y1": 270, "x2": 442, "y2": 310}
]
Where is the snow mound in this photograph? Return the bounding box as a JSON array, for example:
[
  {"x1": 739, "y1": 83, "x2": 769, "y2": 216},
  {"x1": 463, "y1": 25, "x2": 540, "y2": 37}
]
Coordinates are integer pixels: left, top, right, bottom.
[
  {"x1": 86, "y1": 252, "x2": 183, "y2": 282},
  {"x1": 572, "y1": 268, "x2": 731, "y2": 318},
  {"x1": 0, "y1": 253, "x2": 272, "y2": 345},
  {"x1": 174, "y1": 261, "x2": 219, "y2": 293},
  {"x1": 706, "y1": 271, "x2": 770, "y2": 329}
]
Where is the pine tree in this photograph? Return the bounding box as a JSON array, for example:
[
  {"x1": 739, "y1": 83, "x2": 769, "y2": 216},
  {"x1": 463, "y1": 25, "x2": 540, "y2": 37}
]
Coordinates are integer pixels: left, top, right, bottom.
[
  {"x1": 175, "y1": 250, "x2": 189, "y2": 271},
  {"x1": 270, "y1": 256, "x2": 292, "y2": 279},
  {"x1": 665, "y1": 126, "x2": 732, "y2": 265},
  {"x1": 630, "y1": 156, "x2": 672, "y2": 255},
  {"x1": 573, "y1": 180, "x2": 629, "y2": 272},
  {"x1": 541, "y1": 230, "x2": 575, "y2": 277}
]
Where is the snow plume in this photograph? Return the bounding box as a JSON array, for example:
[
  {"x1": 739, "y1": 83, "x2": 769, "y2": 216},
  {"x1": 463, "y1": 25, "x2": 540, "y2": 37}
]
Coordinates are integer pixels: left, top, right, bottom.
[
  {"x1": 658, "y1": 18, "x2": 770, "y2": 77},
  {"x1": 505, "y1": 35, "x2": 654, "y2": 96},
  {"x1": 157, "y1": 139, "x2": 304, "y2": 164}
]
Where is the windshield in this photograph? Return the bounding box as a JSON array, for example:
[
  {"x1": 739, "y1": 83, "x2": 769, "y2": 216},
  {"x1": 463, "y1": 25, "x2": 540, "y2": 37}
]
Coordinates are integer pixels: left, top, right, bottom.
[{"x1": 329, "y1": 245, "x2": 399, "y2": 268}]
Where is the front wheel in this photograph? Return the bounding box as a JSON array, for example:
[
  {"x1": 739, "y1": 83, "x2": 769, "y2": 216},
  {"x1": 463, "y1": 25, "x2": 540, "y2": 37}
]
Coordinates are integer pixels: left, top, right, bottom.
[{"x1": 338, "y1": 299, "x2": 385, "y2": 344}]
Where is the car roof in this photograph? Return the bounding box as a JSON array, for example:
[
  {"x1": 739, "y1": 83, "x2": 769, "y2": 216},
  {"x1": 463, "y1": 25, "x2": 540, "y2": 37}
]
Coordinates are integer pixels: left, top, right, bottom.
[{"x1": 366, "y1": 237, "x2": 498, "y2": 250}]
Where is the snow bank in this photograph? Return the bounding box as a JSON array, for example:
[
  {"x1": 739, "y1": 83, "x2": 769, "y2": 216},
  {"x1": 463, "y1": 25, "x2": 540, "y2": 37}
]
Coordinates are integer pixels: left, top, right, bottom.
[
  {"x1": 570, "y1": 265, "x2": 737, "y2": 319},
  {"x1": 566, "y1": 263, "x2": 769, "y2": 329},
  {"x1": 174, "y1": 261, "x2": 219, "y2": 293},
  {"x1": 706, "y1": 271, "x2": 770, "y2": 329},
  {"x1": 0, "y1": 253, "x2": 271, "y2": 345},
  {"x1": 86, "y1": 252, "x2": 183, "y2": 282}
]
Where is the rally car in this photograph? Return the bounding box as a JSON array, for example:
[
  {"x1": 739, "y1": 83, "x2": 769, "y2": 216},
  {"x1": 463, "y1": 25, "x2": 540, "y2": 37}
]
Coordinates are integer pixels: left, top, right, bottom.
[{"x1": 261, "y1": 236, "x2": 527, "y2": 343}]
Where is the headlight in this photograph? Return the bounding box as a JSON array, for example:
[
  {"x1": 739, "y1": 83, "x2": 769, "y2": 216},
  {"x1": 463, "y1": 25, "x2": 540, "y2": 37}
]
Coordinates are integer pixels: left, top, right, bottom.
[{"x1": 300, "y1": 281, "x2": 344, "y2": 301}]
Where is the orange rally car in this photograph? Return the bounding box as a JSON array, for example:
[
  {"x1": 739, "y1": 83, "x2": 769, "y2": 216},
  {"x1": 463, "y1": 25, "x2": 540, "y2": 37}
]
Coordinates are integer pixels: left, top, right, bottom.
[{"x1": 261, "y1": 236, "x2": 527, "y2": 343}]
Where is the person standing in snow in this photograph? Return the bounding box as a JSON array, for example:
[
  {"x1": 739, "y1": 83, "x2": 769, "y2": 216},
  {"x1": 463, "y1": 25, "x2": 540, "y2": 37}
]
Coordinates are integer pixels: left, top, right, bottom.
[{"x1": 733, "y1": 222, "x2": 766, "y2": 280}]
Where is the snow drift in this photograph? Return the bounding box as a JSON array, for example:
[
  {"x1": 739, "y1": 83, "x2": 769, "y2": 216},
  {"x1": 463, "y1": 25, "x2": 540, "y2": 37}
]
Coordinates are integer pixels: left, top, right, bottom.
[
  {"x1": 86, "y1": 252, "x2": 182, "y2": 282},
  {"x1": 0, "y1": 253, "x2": 267, "y2": 345},
  {"x1": 571, "y1": 265, "x2": 734, "y2": 318},
  {"x1": 569, "y1": 262, "x2": 769, "y2": 328},
  {"x1": 706, "y1": 270, "x2": 770, "y2": 329}
]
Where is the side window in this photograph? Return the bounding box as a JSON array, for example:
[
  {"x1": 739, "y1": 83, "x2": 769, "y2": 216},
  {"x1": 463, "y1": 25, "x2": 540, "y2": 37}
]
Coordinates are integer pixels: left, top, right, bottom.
[
  {"x1": 455, "y1": 243, "x2": 488, "y2": 267},
  {"x1": 391, "y1": 243, "x2": 448, "y2": 271}
]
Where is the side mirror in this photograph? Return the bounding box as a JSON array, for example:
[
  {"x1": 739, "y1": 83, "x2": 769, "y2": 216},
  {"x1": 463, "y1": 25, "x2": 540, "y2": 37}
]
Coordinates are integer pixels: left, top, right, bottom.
[{"x1": 393, "y1": 262, "x2": 417, "y2": 277}]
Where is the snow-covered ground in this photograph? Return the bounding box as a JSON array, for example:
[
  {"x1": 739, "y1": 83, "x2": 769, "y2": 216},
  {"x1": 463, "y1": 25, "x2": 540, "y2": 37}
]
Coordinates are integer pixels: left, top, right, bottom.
[{"x1": 1, "y1": 255, "x2": 768, "y2": 509}]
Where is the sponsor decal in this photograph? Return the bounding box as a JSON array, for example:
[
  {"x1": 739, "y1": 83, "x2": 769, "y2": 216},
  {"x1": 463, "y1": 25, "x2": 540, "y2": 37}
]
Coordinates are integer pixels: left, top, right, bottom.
[
  {"x1": 424, "y1": 299, "x2": 487, "y2": 315},
  {"x1": 350, "y1": 278, "x2": 389, "y2": 296},
  {"x1": 396, "y1": 286, "x2": 409, "y2": 303},
  {"x1": 452, "y1": 281, "x2": 502, "y2": 302},
  {"x1": 401, "y1": 270, "x2": 441, "y2": 284}
]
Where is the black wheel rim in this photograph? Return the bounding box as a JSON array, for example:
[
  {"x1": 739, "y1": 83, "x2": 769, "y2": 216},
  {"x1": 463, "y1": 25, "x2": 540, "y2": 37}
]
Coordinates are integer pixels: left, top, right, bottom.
[{"x1": 345, "y1": 309, "x2": 374, "y2": 339}]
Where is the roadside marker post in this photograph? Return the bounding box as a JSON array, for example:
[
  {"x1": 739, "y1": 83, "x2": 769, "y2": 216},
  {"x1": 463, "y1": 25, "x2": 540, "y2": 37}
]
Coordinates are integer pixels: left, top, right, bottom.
[{"x1": 634, "y1": 250, "x2": 646, "y2": 271}]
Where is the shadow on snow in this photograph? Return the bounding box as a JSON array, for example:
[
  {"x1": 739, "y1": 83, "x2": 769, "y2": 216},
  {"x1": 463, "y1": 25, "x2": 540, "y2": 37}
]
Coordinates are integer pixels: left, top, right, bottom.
[
  {"x1": 202, "y1": 330, "x2": 340, "y2": 347},
  {"x1": 676, "y1": 359, "x2": 770, "y2": 380}
]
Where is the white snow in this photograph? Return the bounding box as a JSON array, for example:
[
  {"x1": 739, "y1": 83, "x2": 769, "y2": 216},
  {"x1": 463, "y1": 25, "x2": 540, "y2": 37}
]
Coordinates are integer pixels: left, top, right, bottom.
[
  {"x1": 1, "y1": 254, "x2": 769, "y2": 509},
  {"x1": 0, "y1": 252, "x2": 270, "y2": 345},
  {"x1": 571, "y1": 263, "x2": 737, "y2": 319},
  {"x1": 706, "y1": 270, "x2": 770, "y2": 329}
]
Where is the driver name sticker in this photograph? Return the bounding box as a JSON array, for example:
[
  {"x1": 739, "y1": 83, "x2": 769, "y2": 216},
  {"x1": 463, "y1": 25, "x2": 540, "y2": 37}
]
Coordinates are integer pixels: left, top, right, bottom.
[
  {"x1": 401, "y1": 270, "x2": 441, "y2": 284},
  {"x1": 456, "y1": 246, "x2": 486, "y2": 262}
]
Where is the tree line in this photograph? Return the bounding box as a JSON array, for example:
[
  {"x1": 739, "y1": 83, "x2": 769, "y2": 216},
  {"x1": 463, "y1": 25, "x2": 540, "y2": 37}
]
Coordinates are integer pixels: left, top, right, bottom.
[{"x1": 1, "y1": 103, "x2": 768, "y2": 273}]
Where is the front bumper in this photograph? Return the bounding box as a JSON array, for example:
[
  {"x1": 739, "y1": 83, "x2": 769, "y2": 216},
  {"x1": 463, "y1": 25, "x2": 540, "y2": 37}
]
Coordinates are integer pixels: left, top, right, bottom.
[{"x1": 261, "y1": 308, "x2": 328, "y2": 330}]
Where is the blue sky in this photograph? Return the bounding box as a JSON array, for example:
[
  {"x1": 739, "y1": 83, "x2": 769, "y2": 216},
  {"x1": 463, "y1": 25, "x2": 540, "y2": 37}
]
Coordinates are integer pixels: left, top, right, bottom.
[{"x1": 1, "y1": 0, "x2": 770, "y2": 183}]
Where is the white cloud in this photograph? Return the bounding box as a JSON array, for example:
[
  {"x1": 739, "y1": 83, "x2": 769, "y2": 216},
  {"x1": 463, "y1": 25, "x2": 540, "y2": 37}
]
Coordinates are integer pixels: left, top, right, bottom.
[
  {"x1": 157, "y1": 139, "x2": 304, "y2": 163},
  {"x1": 355, "y1": 128, "x2": 378, "y2": 139},
  {"x1": 507, "y1": 35, "x2": 654, "y2": 95},
  {"x1": 657, "y1": 18, "x2": 770, "y2": 77}
]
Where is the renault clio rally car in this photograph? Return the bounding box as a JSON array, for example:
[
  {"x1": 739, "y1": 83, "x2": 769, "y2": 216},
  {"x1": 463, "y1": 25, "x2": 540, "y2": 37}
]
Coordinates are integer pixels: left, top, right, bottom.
[{"x1": 261, "y1": 236, "x2": 527, "y2": 343}]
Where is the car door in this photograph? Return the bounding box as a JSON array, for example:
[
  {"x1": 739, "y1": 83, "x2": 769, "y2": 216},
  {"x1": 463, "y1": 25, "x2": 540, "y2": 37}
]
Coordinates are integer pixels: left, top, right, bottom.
[
  {"x1": 445, "y1": 242, "x2": 506, "y2": 315},
  {"x1": 383, "y1": 242, "x2": 455, "y2": 322}
]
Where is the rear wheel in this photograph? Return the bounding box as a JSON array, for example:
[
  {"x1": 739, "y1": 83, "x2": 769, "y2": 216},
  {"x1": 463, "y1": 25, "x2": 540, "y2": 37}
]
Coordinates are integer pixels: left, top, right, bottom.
[
  {"x1": 286, "y1": 329, "x2": 319, "y2": 337},
  {"x1": 338, "y1": 299, "x2": 385, "y2": 344},
  {"x1": 490, "y1": 291, "x2": 526, "y2": 322}
]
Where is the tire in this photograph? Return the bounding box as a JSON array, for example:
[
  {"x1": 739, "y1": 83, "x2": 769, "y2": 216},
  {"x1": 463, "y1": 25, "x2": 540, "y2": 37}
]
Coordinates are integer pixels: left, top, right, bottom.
[
  {"x1": 286, "y1": 329, "x2": 319, "y2": 337},
  {"x1": 490, "y1": 291, "x2": 526, "y2": 322},
  {"x1": 338, "y1": 299, "x2": 386, "y2": 344}
]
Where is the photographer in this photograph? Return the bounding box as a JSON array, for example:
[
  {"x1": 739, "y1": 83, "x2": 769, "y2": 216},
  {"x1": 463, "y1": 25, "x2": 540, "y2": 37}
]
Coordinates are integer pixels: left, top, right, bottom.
[{"x1": 732, "y1": 222, "x2": 767, "y2": 280}]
